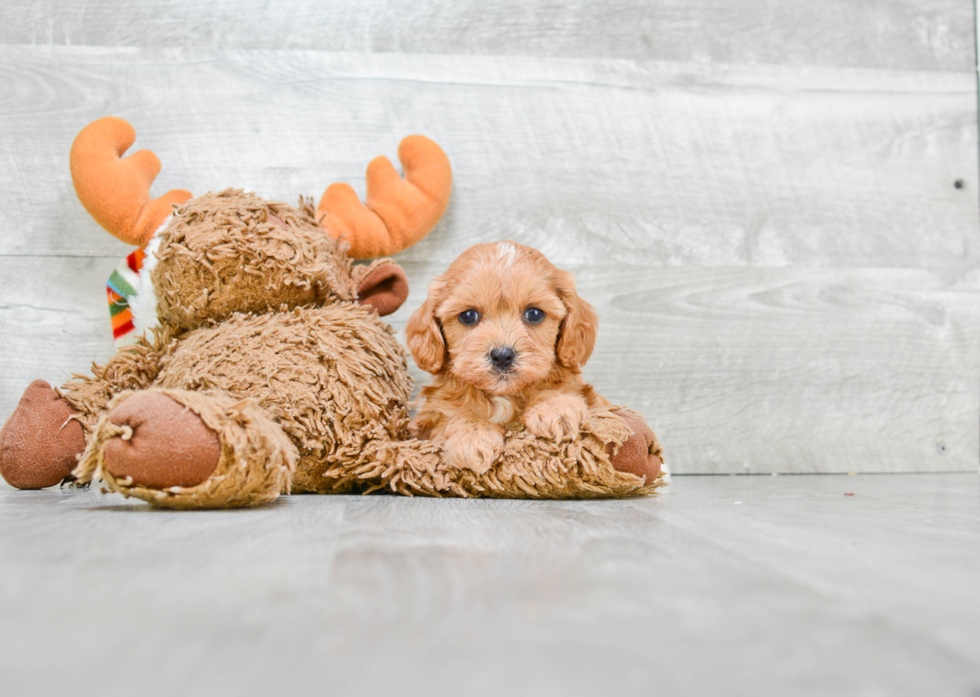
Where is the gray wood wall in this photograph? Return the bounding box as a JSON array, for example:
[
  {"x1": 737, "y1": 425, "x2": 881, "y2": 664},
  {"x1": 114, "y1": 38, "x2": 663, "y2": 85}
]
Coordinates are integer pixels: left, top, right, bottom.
[{"x1": 1, "y1": 1, "x2": 977, "y2": 474}]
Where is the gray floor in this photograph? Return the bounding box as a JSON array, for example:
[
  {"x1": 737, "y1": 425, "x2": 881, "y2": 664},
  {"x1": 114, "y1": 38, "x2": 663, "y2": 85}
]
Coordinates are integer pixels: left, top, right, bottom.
[{"x1": 0, "y1": 474, "x2": 977, "y2": 697}]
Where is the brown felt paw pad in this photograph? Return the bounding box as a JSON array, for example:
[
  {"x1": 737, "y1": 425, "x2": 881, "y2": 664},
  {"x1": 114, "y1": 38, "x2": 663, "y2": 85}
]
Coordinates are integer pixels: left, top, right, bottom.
[
  {"x1": 104, "y1": 392, "x2": 221, "y2": 489},
  {"x1": 606, "y1": 411, "x2": 662, "y2": 484},
  {"x1": 0, "y1": 380, "x2": 86, "y2": 489}
]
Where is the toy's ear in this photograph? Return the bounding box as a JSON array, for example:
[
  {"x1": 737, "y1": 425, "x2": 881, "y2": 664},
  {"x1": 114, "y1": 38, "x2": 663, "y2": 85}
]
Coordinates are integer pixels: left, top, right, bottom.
[
  {"x1": 355, "y1": 260, "x2": 409, "y2": 317},
  {"x1": 70, "y1": 117, "x2": 193, "y2": 247},
  {"x1": 317, "y1": 135, "x2": 452, "y2": 259}
]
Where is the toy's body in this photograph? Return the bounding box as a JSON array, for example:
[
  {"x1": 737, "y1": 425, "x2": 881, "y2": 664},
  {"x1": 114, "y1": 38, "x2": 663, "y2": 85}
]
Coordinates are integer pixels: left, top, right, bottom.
[
  {"x1": 0, "y1": 118, "x2": 666, "y2": 509},
  {"x1": 6, "y1": 187, "x2": 423, "y2": 507}
]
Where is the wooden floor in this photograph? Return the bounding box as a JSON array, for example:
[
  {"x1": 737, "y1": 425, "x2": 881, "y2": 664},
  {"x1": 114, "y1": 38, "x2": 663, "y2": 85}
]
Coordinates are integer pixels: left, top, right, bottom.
[{"x1": 0, "y1": 474, "x2": 977, "y2": 696}]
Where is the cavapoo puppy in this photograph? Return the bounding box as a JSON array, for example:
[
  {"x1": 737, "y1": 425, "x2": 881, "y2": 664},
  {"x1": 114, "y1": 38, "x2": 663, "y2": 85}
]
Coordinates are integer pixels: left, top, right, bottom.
[{"x1": 406, "y1": 241, "x2": 612, "y2": 473}]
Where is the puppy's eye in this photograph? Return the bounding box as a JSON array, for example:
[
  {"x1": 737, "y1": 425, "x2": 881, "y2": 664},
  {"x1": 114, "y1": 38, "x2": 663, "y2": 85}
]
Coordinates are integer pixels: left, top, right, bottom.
[
  {"x1": 458, "y1": 309, "x2": 481, "y2": 326},
  {"x1": 523, "y1": 307, "x2": 545, "y2": 325}
]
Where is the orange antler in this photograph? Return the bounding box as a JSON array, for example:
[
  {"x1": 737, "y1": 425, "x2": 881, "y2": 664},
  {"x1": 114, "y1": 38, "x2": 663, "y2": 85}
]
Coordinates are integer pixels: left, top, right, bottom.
[
  {"x1": 317, "y1": 135, "x2": 452, "y2": 259},
  {"x1": 70, "y1": 117, "x2": 193, "y2": 247}
]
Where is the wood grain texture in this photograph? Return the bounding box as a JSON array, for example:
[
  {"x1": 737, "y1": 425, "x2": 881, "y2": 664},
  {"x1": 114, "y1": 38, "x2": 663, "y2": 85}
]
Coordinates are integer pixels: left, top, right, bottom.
[
  {"x1": 0, "y1": 46, "x2": 976, "y2": 269},
  {"x1": 0, "y1": 256, "x2": 118, "y2": 404},
  {"x1": 0, "y1": 475, "x2": 978, "y2": 696},
  {"x1": 0, "y1": 0, "x2": 973, "y2": 72}
]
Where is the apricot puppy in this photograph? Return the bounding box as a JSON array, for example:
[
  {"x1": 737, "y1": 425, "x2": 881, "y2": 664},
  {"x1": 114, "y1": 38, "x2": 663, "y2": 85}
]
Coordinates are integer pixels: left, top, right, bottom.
[{"x1": 406, "y1": 241, "x2": 607, "y2": 473}]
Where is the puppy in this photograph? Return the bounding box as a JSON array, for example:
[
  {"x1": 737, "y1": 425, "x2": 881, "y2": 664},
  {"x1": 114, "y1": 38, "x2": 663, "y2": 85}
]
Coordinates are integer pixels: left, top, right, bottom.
[{"x1": 405, "y1": 241, "x2": 610, "y2": 473}]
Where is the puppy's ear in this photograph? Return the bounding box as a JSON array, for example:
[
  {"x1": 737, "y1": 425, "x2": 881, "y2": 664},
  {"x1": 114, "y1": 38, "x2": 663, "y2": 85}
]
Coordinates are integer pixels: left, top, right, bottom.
[
  {"x1": 405, "y1": 277, "x2": 448, "y2": 373},
  {"x1": 555, "y1": 271, "x2": 598, "y2": 370}
]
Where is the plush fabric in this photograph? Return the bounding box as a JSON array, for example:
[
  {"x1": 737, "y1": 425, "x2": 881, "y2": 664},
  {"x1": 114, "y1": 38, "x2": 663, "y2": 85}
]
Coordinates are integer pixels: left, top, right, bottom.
[
  {"x1": 101, "y1": 391, "x2": 223, "y2": 489},
  {"x1": 75, "y1": 389, "x2": 295, "y2": 510},
  {"x1": 69, "y1": 116, "x2": 192, "y2": 246},
  {"x1": 316, "y1": 135, "x2": 453, "y2": 259},
  {"x1": 0, "y1": 381, "x2": 85, "y2": 489}
]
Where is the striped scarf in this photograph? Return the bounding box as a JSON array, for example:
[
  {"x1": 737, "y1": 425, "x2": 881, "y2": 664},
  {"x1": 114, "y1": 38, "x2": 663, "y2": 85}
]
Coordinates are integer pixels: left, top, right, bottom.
[{"x1": 106, "y1": 231, "x2": 163, "y2": 349}]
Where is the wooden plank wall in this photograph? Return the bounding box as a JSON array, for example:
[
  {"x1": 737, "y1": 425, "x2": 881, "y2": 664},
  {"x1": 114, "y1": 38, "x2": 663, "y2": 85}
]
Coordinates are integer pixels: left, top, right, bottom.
[{"x1": 0, "y1": 1, "x2": 977, "y2": 474}]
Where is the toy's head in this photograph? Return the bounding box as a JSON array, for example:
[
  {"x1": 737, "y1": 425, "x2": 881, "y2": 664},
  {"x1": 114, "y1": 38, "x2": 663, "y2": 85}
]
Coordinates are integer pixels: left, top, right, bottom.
[
  {"x1": 149, "y1": 189, "x2": 407, "y2": 331},
  {"x1": 70, "y1": 117, "x2": 452, "y2": 335}
]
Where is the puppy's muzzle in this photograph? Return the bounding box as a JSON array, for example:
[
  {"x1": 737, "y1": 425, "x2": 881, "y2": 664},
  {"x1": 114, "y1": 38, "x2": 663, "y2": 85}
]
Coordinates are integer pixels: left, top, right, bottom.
[{"x1": 489, "y1": 346, "x2": 517, "y2": 372}]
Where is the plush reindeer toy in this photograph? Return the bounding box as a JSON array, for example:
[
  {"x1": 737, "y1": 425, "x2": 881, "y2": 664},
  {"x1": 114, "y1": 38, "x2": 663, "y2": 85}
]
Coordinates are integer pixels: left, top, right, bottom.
[{"x1": 0, "y1": 117, "x2": 664, "y2": 509}]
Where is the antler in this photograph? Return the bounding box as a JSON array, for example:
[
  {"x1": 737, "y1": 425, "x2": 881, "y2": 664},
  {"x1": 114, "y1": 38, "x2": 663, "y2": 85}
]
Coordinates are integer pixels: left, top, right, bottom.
[
  {"x1": 317, "y1": 135, "x2": 452, "y2": 259},
  {"x1": 70, "y1": 117, "x2": 193, "y2": 247}
]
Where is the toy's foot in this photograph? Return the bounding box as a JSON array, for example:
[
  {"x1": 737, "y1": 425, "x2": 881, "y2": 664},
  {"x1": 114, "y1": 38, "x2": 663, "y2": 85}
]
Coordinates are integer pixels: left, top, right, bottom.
[
  {"x1": 607, "y1": 410, "x2": 662, "y2": 484},
  {"x1": 102, "y1": 392, "x2": 221, "y2": 489},
  {"x1": 0, "y1": 380, "x2": 86, "y2": 489},
  {"x1": 75, "y1": 389, "x2": 296, "y2": 509}
]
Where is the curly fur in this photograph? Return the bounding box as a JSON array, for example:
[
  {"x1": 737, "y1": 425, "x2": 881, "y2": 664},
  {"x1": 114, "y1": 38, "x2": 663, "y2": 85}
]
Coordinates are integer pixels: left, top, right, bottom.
[
  {"x1": 154, "y1": 190, "x2": 357, "y2": 331},
  {"x1": 405, "y1": 242, "x2": 610, "y2": 474}
]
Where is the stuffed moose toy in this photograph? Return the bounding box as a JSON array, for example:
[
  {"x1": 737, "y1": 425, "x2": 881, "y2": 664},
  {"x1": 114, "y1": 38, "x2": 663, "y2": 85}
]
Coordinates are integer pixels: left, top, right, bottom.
[{"x1": 0, "y1": 117, "x2": 665, "y2": 509}]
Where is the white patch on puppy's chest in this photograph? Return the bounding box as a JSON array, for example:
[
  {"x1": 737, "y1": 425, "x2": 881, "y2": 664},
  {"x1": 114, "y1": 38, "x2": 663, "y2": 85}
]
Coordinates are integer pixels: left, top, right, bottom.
[{"x1": 488, "y1": 396, "x2": 516, "y2": 425}]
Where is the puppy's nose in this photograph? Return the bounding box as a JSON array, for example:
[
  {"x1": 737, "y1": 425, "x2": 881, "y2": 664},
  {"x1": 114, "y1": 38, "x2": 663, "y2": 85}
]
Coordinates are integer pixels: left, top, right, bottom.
[{"x1": 489, "y1": 346, "x2": 517, "y2": 371}]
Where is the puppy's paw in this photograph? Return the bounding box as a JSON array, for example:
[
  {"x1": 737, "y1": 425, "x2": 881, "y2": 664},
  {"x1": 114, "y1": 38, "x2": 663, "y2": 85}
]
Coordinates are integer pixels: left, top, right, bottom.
[
  {"x1": 523, "y1": 394, "x2": 589, "y2": 442},
  {"x1": 443, "y1": 428, "x2": 505, "y2": 475}
]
